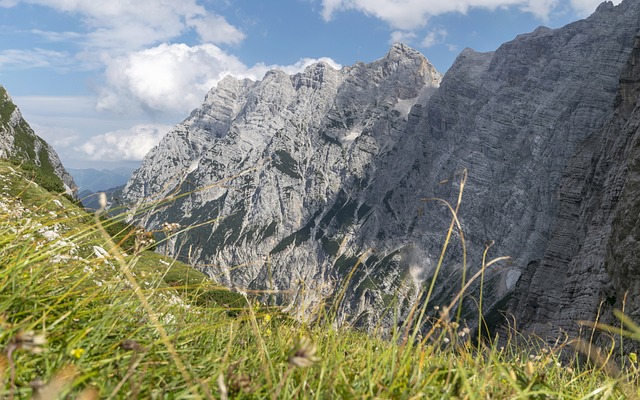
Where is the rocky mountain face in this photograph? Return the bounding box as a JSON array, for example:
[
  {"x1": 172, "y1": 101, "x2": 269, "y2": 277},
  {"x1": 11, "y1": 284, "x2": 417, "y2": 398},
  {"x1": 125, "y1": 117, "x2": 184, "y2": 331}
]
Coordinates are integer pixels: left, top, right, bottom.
[
  {"x1": 122, "y1": 44, "x2": 442, "y2": 319},
  {"x1": 123, "y1": 0, "x2": 640, "y2": 335},
  {"x1": 509, "y1": 33, "x2": 640, "y2": 346},
  {"x1": 0, "y1": 86, "x2": 76, "y2": 196},
  {"x1": 357, "y1": 0, "x2": 640, "y2": 333}
]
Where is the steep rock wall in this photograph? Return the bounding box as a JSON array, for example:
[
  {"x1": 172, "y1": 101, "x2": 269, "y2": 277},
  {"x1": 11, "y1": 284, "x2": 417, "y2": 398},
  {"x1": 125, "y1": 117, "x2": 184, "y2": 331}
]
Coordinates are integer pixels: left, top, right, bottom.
[{"x1": 508, "y1": 34, "x2": 640, "y2": 344}]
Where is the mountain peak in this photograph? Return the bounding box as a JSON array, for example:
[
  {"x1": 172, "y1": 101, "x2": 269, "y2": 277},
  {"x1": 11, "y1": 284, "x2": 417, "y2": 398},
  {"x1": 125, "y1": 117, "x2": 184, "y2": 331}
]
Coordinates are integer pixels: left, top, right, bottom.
[{"x1": 385, "y1": 42, "x2": 422, "y2": 60}]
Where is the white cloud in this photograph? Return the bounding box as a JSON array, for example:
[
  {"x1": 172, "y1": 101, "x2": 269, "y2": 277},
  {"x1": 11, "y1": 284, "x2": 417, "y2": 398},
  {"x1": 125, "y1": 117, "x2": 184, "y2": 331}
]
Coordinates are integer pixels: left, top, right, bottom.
[
  {"x1": 5, "y1": 0, "x2": 245, "y2": 49},
  {"x1": 97, "y1": 43, "x2": 247, "y2": 114},
  {"x1": 97, "y1": 43, "x2": 341, "y2": 115},
  {"x1": 319, "y1": 0, "x2": 581, "y2": 29},
  {"x1": 570, "y1": 0, "x2": 622, "y2": 16},
  {"x1": 30, "y1": 29, "x2": 83, "y2": 42},
  {"x1": 187, "y1": 14, "x2": 246, "y2": 45},
  {"x1": 76, "y1": 124, "x2": 172, "y2": 161},
  {"x1": 0, "y1": 48, "x2": 73, "y2": 69},
  {"x1": 389, "y1": 31, "x2": 417, "y2": 45},
  {"x1": 420, "y1": 29, "x2": 448, "y2": 48}
]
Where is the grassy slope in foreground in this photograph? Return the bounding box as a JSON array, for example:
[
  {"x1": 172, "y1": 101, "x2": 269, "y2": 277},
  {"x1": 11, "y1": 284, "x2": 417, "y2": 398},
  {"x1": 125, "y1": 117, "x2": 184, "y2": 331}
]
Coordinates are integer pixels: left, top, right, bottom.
[{"x1": 0, "y1": 159, "x2": 637, "y2": 398}]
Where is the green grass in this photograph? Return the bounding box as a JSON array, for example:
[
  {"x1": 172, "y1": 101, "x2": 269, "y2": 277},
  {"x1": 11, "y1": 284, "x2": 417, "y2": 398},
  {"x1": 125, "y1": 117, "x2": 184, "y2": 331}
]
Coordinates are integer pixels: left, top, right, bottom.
[{"x1": 0, "y1": 160, "x2": 638, "y2": 399}]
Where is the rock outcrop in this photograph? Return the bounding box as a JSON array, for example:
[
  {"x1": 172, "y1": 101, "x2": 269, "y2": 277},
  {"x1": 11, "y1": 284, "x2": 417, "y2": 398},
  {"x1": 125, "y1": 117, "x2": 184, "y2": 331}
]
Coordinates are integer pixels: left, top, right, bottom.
[
  {"x1": 0, "y1": 86, "x2": 77, "y2": 196},
  {"x1": 122, "y1": 0, "x2": 640, "y2": 334}
]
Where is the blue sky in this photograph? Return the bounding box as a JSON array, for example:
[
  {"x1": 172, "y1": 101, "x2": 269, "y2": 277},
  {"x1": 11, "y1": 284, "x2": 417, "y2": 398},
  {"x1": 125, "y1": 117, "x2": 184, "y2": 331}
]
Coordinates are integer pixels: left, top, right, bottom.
[{"x1": 0, "y1": 0, "x2": 619, "y2": 169}]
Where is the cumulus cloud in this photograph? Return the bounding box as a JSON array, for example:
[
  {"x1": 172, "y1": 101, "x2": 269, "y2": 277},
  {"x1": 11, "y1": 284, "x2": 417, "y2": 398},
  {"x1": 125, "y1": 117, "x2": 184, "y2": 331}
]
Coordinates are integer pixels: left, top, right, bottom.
[
  {"x1": 421, "y1": 29, "x2": 448, "y2": 48},
  {"x1": 389, "y1": 31, "x2": 418, "y2": 45},
  {"x1": 319, "y1": 0, "x2": 610, "y2": 29},
  {"x1": 570, "y1": 0, "x2": 622, "y2": 16},
  {"x1": 97, "y1": 43, "x2": 341, "y2": 115},
  {"x1": 76, "y1": 124, "x2": 172, "y2": 161},
  {"x1": 4, "y1": 0, "x2": 245, "y2": 49},
  {"x1": 97, "y1": 43, "x2": 247, "y2": 114},
  {"x1": 0, "y1": 48, "x2": 73, "y2": 69}
]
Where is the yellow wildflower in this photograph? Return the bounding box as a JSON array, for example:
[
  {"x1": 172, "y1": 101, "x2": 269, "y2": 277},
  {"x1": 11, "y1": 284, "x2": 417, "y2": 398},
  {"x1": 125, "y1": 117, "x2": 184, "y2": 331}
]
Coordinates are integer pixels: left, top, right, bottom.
[{"x1": 70, "y1": 348, "x2": 85, "y2": 359}]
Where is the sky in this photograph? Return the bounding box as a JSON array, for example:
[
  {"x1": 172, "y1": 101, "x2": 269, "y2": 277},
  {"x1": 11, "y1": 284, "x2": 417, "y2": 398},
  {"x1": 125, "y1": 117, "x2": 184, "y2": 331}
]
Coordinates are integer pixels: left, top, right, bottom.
[{"x1": 0, "y1": 0, "x2": 622, "y2": 169}]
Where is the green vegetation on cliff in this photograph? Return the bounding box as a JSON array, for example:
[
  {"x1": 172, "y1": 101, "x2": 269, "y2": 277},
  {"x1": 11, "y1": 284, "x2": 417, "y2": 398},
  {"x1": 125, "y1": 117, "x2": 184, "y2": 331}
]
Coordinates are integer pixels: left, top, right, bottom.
[{"x1": 0, "y1": 86, "x2": 66, "y2": 194}]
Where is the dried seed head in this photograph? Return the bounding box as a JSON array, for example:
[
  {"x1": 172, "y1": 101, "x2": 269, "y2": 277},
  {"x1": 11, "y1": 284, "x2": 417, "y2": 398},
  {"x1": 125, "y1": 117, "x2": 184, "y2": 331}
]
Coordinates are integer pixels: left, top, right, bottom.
[
  {"x1": 289, "y1": 336, "x2": 320, "y2": 368},
  {"x1": 14, "y1": 330, "x2": 47, "y2": 354},
  {"x1": 98, "y1": 192, "x2": 107, "y2": 210},
  {"x1": 161, "y1": 222, "x2": 181, "y2": 232},
  {"x1": 121, "y1": 339, "x2": 144, "y2": 352},
  {"x1": 525, "y1": 361, "x2": 535, "y2": 377},
  {"x1": 29, "y1": 377, "x2": 46, "y2": 391}
]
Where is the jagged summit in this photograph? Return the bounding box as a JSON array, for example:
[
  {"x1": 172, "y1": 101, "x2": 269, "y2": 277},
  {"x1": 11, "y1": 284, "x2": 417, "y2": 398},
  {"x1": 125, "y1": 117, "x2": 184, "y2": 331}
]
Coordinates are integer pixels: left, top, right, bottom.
[
  {"x1": 384, "y1": 42, "x2": 422, "y2": 60},
  {"x1": 122, "y1": 45, "x2": 442, "y2": 314}
]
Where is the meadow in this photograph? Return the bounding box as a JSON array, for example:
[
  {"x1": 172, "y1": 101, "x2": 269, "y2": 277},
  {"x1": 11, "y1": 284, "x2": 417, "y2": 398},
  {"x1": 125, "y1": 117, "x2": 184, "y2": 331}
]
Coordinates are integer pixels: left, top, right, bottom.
[{"x1": 0, "y1": 160, "x2": 638, "y2": 399}]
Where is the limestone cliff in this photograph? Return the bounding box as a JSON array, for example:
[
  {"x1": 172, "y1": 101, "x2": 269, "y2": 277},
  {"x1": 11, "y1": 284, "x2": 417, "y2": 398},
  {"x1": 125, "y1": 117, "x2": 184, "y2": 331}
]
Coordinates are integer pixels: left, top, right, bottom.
[
  {"x1": 509, "y1": 33, "x2": 640, "y2": 346},
  {"x1": 352, "y1": 0, "x2": 640, "y2": 329},
  {"x1": 0, "y1": 86, "x2": 77, "y2": 196},
  {"x1": 122, "y1": 44, "x2": 441, "y2": 319}
]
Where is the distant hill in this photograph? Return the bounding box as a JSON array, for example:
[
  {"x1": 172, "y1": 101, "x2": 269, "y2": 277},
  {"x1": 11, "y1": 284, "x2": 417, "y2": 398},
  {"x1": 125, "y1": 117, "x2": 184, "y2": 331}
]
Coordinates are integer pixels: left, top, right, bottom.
[
  {"x1": 68, "y1": 167, "x2": 135, "y2": 192},
  {"x1": 78, "y1": 185, "x2": 125, "y2": 212}
]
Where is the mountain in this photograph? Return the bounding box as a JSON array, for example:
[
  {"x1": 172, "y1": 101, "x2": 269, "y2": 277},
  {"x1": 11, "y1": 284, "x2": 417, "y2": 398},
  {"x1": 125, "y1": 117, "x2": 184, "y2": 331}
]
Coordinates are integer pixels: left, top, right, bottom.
[
  {"x1": 69, "y1": 167, "x2": 134, "y2": 192},
  {"x1": 509, "y1": 33, "x2": 640, "y2": 346},
  {"x1": 355, "y1": 0, "x2": 640, "y2": 334},
  {"x1": 122, "y1": 43, "x2": 442, "y2": 319},
  {"x1": 122, "y1": 0, "x2": 640, "y2": 338},
  {"x1": 0, "y1": 86, "x2": 76, "y2": 196}
]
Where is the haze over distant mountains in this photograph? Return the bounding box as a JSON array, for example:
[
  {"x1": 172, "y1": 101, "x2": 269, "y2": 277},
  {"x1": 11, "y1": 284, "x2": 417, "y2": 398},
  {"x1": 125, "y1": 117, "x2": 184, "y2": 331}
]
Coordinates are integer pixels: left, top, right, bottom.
[{"x1": 68, "y1": 167, "x2": 135, "y2": 193}]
